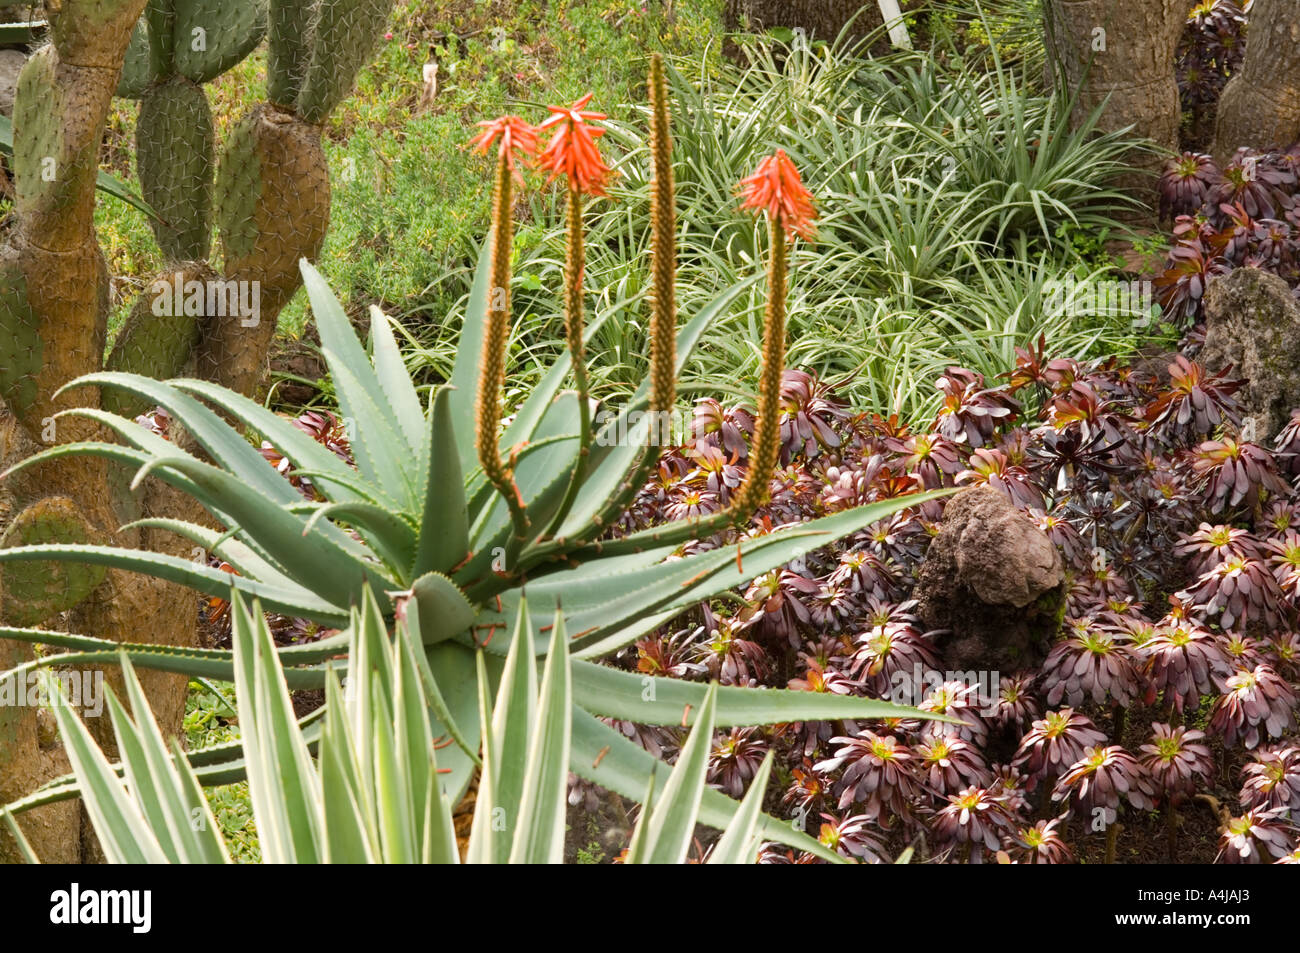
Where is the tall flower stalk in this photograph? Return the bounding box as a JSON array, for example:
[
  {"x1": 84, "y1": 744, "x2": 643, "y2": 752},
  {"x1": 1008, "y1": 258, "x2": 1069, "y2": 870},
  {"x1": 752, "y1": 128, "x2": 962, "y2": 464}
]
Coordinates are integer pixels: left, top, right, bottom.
[
  {"x1": 538, "y1": 93, "x2": 613, "y2": 535},
  {"x1": 562, "y1": 147, "x2": 817, "y2": 561},
  {"x1": 469, "y1": 116, "x2": 537, "y2": 544},
  {"x1": 647, "y1": 53, "x2": 678, "y2": 425}
]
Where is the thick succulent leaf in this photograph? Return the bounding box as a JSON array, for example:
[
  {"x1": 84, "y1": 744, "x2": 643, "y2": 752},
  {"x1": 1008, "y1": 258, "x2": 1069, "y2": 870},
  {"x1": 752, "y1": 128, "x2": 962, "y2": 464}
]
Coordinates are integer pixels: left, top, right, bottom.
[
  {"x1": 0, "y1": 546, "x2": 349, "y2": 624},
  {"x1": 570, "y1": 707, "x2": 841, "y2": 862},
  {"x1": 413, "y1": 386, "x2": 469, "y2": 577},
  {"x1": 508, "y1": 612, "x2": 570, "y2": 864},
  {"x1": 707, "y1": 751, "x2": 773, "y2": 865},
  {"x1": 58, "y1": 373, "x2": 301, "y2": 505},
  {"x1": 298, "y1": 501, "x2": 417, "y2": 579},
  {"x1": 319, "y1": 351, "x2": 419, "y2": 511},
  {"x1": 400, "y1": 595, "x2": 479, "y2": 762},
  {"x1": 303, "y1": 262, "x2": 421, "y2": 458},
  {"x1": 319, "y1": 672, "x2": 376, "y2": 863},
  {"x1": 639, "y1": 682, "x2": 716, "y2": 864},
  {"x1": 119, "y1": 517, "x2": 313, "y2": 595},
  {"x1": 2, "y1": 441, "x2": 220, "y2": 522},
  {"x1": 470, "y1": 597, "x2": 534, "y2": 864},
  {"x1": 425, "y1": 641, "x2": 483, "y2": 806},
  {"x1": 366, "y1": 305, "x2": 426, "y2": 455},
  {"x1": 112, "y1": 657, "x2": 230, "y2": 863},
  {"x1": 402, "y1": 572, "x2": 476, "y2": 646},
  {"x1": 572, "y1": 661, "x2": 947, "y2": 727},
  {"x1": 140, "y1": 454, "x2": 394, "y2": 608},
  {"x1": 231, "y1": 594, "x2": 323, "y2": 863},
  {"x1": 475, "y1": 492, "x2": 951, "y2": 660},
  {"x1": 171, "y1": 379, "x2": 378, "y2": 506},
  {"x1": 43, "y1": 672, "x2": 169, "y2": 864}
]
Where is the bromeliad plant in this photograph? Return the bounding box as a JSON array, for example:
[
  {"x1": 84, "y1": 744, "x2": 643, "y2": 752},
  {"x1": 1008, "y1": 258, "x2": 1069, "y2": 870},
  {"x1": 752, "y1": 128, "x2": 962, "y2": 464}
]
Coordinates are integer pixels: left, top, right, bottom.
[
  {"x1": 1, "y1": 587, "x2": 779, "y2": 865},
  {"x1": 0, "y1": 56, "x2": 943, "y2": 857}
]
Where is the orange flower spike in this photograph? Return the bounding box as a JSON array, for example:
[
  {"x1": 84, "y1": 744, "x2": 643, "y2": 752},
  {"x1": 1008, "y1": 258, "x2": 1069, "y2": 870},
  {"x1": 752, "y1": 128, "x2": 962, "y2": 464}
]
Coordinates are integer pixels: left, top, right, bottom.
[
  {"x1": 538, "y1": 92, "x2": 614, "y2": 196},
  {"x1": 468, "y1": 115, "x2": 538, "y2": 182},
  {"x1": 737, "y1": 149, "x2": 817, "y2": 241}
]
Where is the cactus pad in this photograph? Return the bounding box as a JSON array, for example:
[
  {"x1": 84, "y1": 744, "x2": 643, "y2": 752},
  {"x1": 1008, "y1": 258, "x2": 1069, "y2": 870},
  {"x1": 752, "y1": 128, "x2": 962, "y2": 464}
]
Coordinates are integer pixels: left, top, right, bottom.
[
  {"x1": 104, "y1": 262, "x2": 213, "y2": 418},
  {"x1": 268, "y1": 0, "x2": 315, "y2": 108},
  {"x1": 47, "y1": 0, "x2": 151, "y2": 69},
  {"x1": 0, "y1": 243, "x2": 42, "y2": 421},
  {"x1": 297, "y1": 0, "x2": 392, "y2": 123},
  {"x1": 116, "y1": 17, "x2": 156, "y2": 99},
  {"x1": 137, "y1": 75, "x2": 215, "y2": 261},
  {"x1": 174, "y1": 0, "x2": 267, "y2": 85},
  {"x1": 0, "y1": 497, "x2": 108, "y2": 626},
  {"x1": 13, "y1": 47, "x2": 117, "y2": 250}
]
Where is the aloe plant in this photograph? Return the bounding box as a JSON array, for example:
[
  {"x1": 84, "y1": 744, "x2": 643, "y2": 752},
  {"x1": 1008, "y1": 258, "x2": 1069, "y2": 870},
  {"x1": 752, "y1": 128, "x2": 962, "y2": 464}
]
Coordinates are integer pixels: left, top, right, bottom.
[
  {"x1": 1, "y1": 587, "x2": 776, "y2": 864},
  {"x1": 0, "y1": 55, "x2": 947, "y2": 857}
]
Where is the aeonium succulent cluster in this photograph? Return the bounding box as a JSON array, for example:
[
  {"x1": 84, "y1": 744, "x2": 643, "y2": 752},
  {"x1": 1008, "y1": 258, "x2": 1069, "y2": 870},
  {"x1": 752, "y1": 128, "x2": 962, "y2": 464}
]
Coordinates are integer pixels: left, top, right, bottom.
[{"x1": 590, "y1": 303, "x2": 1300, "y2": 862}]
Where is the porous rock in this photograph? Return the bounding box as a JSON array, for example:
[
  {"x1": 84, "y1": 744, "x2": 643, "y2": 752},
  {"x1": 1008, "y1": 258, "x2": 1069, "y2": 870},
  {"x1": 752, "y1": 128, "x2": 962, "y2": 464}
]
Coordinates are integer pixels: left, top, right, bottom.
[
  {"x1": 913, "y1": 486, "x2": 1065, "y2": 672},
  {"x1": 1200, "y1": 267, "x2": 1300, "y2": 442}
]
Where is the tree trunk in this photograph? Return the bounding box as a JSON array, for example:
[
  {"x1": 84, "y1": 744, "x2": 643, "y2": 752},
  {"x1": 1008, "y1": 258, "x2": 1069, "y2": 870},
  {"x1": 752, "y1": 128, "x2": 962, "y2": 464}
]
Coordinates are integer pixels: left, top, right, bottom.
[
  {"x1": 1212, "y1": 0, "x2": 1300, "y2": 162},
  {"x1": 1044, "y1": 0, "x2": 1196, "y2": 197},
  {"x1": 724, "y1": 0, "x2": 886, "y2": 49}
]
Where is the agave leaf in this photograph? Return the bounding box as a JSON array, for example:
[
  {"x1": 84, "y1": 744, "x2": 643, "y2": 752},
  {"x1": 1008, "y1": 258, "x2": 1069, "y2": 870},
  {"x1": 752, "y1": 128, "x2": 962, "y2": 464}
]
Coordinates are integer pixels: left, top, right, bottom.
[
  {"x1": 413, "y1": 386, "x2": 470, "y2": 577},
  {"x1": 471, "y1": 597, "x2": 534, "y2": 865},
  {"x1": 302, "y1": 263, "x2": 421, "y2": 458},
  {"x1": 44, "y1": 672, "x2": 169, "y2": 864},
  {"x1": 366, "y1": 305, "x2": 426, "y2": 454},
  {"x1": 707, "y1": 752, "x2": 773, "y2": 865},
  {"x1": 58, "y1": 373, "x2": 302, "y2": 504},
  {"x1": 402, "y1": 572, "x2": 476, "y2": 646},
  {"x1": 319, "y1": 350, "x2": 419, "y2": 510},
  {"x1": 318, "y1": 671, "x2": 376, "y2": 863},
  {"x1": 640, "y1": 682, "x2": 716, "y2": 864},
  {"x1": 0, "y1": 546, "x2": 349, "y2": 624},
  {"x1": 508, "y1": 611, "x2": 570, "y2": 864},
  {"x1": 571, "y1": 706, "x2": 841, "y2": 862},
  {"x1": 113, "y1": 656, "x2": 230, "y2": 863},
  {"x1": 118, "y1": 517, "x2": 316, "y2": 595},
  {"x1": 171, "y1": 379, "x2": 378, "y2": 506},
  {"x1": 295, "y1": 500, "x2": 417, "y2": 578},
  {"x1": 139, "y1": 455, "x2": 393, "y2": 607},
  {"x1": 232, "y1": 594, "x2": 323, "y2": 863},
  {"x1": 572, "y1": 661, "x2": 948, "y2": 727}
]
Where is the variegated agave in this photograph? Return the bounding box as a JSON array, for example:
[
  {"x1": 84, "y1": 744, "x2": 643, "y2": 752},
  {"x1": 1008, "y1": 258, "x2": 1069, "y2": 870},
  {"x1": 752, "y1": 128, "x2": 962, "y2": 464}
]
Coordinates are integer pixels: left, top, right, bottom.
[
  {"x1": 1, "y1": 588, "x2": 781, "y2": 864},
  {"x1": 0, "y1": 55, "x2": 939, "y2": 858}
]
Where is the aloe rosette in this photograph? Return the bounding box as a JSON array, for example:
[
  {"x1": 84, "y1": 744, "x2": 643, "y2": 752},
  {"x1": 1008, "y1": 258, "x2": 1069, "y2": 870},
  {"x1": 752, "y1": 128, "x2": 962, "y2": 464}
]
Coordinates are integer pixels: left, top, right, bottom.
[{"x1": 0, "y1": 57, "x2": 947, "y2": 859}]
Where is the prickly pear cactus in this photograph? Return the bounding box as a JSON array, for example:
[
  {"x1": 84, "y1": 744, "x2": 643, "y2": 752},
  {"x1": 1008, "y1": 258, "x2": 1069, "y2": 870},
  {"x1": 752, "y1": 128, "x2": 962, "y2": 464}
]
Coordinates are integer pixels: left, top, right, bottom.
[
  {"x1": 104, "y1": 261, "x2": 213, "y2": 417},
  {"x1": 137, "y1": 74, "x2": 215, "y2": 260},
  {"x1": 296, "y1": 0, "x2": 391, "y2": 123},
  {"x1": 0, "y1": 497, "x2": 107, "y2": 626}
]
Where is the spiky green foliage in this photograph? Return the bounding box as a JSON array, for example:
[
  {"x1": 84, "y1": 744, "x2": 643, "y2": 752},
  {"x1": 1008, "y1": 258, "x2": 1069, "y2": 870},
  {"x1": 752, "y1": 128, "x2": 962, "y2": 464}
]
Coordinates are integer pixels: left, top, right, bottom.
[
  {"x1": 0, "y1": 498, "x2": 107, "y2": 627},
  {"x1": 0, "y1": 255, "x2": 946, "y2": 854},
  {"x1": 3, "y1": 588, "x2": 778, "y2": 864}
]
